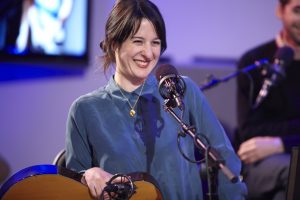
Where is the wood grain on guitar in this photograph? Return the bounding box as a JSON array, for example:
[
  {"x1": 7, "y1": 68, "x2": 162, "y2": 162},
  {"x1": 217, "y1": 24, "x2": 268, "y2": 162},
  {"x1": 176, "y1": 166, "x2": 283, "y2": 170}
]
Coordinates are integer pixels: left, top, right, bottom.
[{"x1": 0, "y1": 165, "x2": 163, "y2": 200}]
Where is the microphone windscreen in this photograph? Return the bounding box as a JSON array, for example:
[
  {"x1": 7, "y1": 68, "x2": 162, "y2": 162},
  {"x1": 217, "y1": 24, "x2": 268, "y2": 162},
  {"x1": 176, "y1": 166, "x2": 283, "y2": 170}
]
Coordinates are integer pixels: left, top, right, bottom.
[
  {"x1": 155, "y1": 64, "x2": 178, "y2": 81},
  {"x1": 275, "y1": 46, "x2": 294, "y2": 65}
]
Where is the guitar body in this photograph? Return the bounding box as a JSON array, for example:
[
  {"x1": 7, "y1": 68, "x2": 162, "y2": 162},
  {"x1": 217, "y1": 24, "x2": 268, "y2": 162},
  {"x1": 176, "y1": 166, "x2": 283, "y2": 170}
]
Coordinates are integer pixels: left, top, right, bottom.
[
  {"x1": 0, "y1": 165, "x2": 163, "y2": 200},
  {"x1": 1, "y1": 173, "x2": 93, "y2": 200}
]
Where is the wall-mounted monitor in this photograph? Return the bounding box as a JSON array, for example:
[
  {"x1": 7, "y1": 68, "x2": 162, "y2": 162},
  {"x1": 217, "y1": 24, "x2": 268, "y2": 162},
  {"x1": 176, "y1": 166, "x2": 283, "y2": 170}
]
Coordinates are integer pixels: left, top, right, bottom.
[{"x1": 0, "y1": 0, "x2": 90, "y2": 66}]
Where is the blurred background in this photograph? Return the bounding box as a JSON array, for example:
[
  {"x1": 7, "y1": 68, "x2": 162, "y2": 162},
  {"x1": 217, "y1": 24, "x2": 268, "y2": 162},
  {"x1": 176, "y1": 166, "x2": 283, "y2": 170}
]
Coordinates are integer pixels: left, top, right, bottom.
[{"x1": 0, "y1": 0, "x2": 280, "y2": 185}]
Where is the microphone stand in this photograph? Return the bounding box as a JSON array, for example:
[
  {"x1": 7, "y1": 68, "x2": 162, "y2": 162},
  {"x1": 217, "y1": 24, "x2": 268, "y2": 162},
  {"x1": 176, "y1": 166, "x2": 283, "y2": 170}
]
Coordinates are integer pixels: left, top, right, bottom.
[
  {"x1": 200, "y1": 59, "x2": 269, "y2": 91},
  {"x1": 163, "y1": 101, "x2": 238, "y2": 200},
  {"x1": 193, "y1": 59, "x2": 268, "y2": 198}
]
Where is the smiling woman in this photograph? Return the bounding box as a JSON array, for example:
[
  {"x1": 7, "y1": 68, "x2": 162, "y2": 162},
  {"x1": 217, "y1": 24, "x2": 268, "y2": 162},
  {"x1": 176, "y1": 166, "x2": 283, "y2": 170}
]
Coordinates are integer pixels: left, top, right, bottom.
[{"x1": 64, "y1": 0, "x2": 247, "y2": 199}]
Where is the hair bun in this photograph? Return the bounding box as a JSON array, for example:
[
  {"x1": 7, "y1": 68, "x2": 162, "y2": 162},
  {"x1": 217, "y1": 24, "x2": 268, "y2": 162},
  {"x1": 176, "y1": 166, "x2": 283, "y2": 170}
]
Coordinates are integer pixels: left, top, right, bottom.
[{"x1": 100, "y1": 41, "x2": 106, "y2": 52}]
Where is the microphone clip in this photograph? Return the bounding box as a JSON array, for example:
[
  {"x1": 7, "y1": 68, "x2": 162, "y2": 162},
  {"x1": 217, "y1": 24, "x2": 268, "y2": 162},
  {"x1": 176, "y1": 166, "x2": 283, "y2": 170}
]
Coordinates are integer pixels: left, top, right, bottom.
[{"x1": 102, "y1": 174, "x2": 136, "y2": 200}]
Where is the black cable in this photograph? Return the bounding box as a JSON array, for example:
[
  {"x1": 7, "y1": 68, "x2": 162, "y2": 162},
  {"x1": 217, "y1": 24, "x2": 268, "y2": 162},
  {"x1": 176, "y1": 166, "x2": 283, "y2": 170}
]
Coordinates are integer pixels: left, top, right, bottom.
[{"x1": 177, "y1": 132, "x2": 210, "y2": 164}]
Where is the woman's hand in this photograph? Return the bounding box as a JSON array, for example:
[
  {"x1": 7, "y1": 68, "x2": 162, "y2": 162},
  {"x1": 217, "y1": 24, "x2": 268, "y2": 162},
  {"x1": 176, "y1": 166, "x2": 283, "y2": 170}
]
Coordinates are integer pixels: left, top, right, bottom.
[{"x1": 81, "y1": 167, "x2": 113, "y2": 199}]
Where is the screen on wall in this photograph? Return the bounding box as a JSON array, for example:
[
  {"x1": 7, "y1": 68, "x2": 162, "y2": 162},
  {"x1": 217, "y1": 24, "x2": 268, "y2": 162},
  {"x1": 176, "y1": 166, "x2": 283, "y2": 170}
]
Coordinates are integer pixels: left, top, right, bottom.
[{"x1": 0, "y1": 0, "x2": 90, "y2": 66}]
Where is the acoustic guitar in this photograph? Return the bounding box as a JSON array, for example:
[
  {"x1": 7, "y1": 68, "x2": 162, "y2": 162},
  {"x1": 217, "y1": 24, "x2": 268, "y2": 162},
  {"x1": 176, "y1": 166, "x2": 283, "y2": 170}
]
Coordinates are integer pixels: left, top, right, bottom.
[{"x1": 0, "y1": 165, "x2": 163, "y2": 200}]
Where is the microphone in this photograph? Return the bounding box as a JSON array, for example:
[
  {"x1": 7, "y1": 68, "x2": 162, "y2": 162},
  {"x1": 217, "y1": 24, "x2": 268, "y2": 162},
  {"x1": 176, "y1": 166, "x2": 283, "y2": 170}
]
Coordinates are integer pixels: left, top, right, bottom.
[
  {"x1": 254, "y1": 46, "x2": 294, "y2": 108},
  {"x1": 155, "y1": 64, "x2": 186, "y2": 110}
]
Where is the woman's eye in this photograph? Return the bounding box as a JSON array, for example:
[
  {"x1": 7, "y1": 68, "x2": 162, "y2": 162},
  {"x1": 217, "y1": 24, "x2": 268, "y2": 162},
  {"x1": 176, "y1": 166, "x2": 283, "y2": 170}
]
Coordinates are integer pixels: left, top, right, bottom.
[
  {"x1": 153, "y1": 41, "x2": 161, "y2": 45},
  {"x1": 133, "y1": 40, "x2": 143, "y2": 44}
]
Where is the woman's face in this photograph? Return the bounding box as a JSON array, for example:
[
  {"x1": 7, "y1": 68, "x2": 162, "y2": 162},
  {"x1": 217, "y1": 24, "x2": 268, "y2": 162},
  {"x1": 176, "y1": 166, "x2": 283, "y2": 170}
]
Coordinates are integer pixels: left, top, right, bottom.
[{"x1": 115, "y1": 18, "x2": 162, "y2": 86}]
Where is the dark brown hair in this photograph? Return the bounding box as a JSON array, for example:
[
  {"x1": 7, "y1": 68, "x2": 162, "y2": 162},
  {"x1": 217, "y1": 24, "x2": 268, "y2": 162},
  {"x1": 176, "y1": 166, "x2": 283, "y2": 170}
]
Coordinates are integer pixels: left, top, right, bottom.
[{"x1": 100, "y1": 0, "x2": 167, "y2": 72}]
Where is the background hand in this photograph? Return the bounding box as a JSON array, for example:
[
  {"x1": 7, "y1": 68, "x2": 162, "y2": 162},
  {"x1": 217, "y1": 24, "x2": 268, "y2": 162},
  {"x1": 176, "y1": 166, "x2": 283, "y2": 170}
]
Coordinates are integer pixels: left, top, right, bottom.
[{"x1": 237, "y1": 136, "x2": 284, "y2": 164}]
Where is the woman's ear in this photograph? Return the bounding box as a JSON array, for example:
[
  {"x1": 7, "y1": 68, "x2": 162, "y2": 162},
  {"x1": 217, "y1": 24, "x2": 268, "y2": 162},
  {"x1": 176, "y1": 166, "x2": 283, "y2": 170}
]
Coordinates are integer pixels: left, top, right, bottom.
[
  {"x1": 112, "y1": 42, "x2": 119, "y2": 53},
  {"x1": 114, "y1": 46, "x2": 119, "y2": 53},
  {"x1": 113, "y1": 44, "x2": 119, "y2": 63}
]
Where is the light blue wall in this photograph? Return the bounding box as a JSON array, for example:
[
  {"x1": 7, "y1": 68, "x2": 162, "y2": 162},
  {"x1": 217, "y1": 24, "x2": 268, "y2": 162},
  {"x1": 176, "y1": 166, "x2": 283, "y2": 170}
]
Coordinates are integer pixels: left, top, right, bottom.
[{"x1": 0, "y1": 0, "x2": 280, "y2": 185}]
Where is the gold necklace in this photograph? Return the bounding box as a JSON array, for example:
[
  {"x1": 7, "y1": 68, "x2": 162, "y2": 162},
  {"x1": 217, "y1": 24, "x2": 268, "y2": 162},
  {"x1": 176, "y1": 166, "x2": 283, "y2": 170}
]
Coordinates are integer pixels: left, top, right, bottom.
[{"x1": 117, "y1": 82, "x2": 145, "y2": 117}]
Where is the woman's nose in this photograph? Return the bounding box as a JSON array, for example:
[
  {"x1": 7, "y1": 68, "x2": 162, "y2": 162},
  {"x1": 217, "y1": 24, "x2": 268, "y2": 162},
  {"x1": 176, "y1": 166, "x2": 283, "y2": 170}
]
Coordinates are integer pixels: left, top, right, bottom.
[{"x1": 141, "y1": 44, "x2": 154, "y2": 59}]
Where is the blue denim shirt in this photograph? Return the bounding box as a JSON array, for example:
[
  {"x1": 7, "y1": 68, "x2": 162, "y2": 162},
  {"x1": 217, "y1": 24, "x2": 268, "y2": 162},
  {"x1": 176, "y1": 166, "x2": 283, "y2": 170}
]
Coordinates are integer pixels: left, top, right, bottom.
[{"x1": 65, "y1": 74, "x2": 247, "y2": 200}]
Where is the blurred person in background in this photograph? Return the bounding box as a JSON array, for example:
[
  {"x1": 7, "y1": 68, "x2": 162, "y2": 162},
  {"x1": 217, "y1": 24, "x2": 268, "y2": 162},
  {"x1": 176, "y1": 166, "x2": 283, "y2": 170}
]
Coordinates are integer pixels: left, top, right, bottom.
[{"x1": 235, "y1": 0, "x2": 300, "y2": 199}]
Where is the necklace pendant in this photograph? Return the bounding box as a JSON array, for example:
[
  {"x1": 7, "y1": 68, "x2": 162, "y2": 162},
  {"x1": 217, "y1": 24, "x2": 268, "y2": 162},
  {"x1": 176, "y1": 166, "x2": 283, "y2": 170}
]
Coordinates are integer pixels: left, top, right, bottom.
[{"x1": 129, "y1": 109, "x2": 136, "y2": 117}]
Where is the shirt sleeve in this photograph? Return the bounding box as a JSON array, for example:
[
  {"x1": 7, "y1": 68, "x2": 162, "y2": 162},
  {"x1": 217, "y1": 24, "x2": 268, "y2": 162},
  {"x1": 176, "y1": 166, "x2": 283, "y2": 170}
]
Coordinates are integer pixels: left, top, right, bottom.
[{"x1": 65, "y1": 99, "x2": 93, "y2": 172}]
